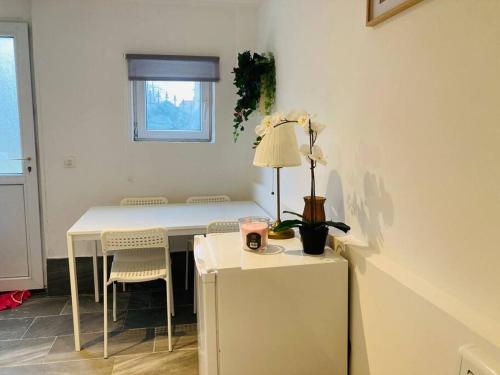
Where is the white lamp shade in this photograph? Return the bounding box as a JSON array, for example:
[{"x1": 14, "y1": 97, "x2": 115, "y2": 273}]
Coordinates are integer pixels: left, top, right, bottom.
[{"x1": 253, "y1": 123, "x2": 301, "y2": 167}]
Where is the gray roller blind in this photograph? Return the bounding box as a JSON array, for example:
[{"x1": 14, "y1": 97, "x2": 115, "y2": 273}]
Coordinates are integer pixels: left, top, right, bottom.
[{"x1": 126, "y1": 54, "x2": 220, "y2": 82}]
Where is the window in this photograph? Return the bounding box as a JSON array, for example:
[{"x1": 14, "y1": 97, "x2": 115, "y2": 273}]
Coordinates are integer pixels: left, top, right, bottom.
[
  {"x1": 127, "y1": 55, "x2": 219, "y2": 142},
  {"x1": 133, "y1": 80, "x2": 212, "y2": 141}
]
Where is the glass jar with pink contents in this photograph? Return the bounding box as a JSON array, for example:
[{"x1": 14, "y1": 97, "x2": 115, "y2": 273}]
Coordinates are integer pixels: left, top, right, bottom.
[{"x1": 238, "y1": 217, "x2": 270, "y2": 252}]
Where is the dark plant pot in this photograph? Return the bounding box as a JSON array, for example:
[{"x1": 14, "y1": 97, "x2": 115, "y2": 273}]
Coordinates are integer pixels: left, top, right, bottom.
[{"x1": 299, "y1": 225, "x2": 328, "y2": 255}]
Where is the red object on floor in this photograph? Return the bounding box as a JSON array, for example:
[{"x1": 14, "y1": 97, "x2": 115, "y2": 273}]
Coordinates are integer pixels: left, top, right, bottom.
[{"x1": 0, "y1": 290, "x2": 31, "y2": 311}]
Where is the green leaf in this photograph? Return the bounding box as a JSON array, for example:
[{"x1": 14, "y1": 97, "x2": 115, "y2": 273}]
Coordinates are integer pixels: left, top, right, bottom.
[
  {"x1": 232, "y1": 50, "x2": 276, "y2": 142},
  {"x1": 323, "y1": 221, "x2": 351, "y2": 233},
  {"x1": 283, "y1": 211, "x2": 304, "y2": 219},
  {"x1": 273, "y1": 219, "x2": 305, "y2": 232}
]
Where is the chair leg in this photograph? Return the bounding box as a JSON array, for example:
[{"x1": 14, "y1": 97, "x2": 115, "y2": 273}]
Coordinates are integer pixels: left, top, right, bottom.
[
  {"x1": 93, "y1": 241, "x2": 99, "y2": 303},
  {"x1": 165, "y1": 278, "x2": 172, "y2": 352},
  {"x1": 113, "y1": 282, "x2": 117, "y2": 322},
  {"x1": 169, "y1": 265, "x2": 175, "y2": 317},
  {"x1": 103, "y1": 255, "x2": 108, "y2": 359},
  {"x1": 185, "y1": 245, "x2": 189, "y2": 291}
]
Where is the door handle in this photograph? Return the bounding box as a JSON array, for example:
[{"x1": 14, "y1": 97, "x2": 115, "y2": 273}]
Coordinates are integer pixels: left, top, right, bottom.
[{"x1": 9, "y1": 157, "x2": 32, "y2": 161}]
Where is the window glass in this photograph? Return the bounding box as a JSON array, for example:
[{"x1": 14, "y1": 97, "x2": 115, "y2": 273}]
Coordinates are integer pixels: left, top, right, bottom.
[
  {"x1": 145, "y1": 81, "x2": 202, "y2": 132},
  {"x1": 0, "y1": 37, "x2": 22, "y2": 174}
]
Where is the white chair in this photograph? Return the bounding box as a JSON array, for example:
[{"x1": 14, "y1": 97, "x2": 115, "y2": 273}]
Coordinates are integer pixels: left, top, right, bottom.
[
  {"x1": 184, "y1": 195, "x2": 231, "y2": 290},
  {"x1": 119, "y1": 197, "x2": 168, "y2": 290},
  {"x1": 186, "y1": 195, "x2": 231, "y2": 204},
  {"x1": 100, "y1": 228, "x2": 174, "y2": 358},
  {"x1": 207, "y1": 220, "x2": 240, "y2": 234},
  {"x1": 89, "y1": 197, "x2": 169, "y2": 303},
  {"x1": 193, "y1": 220, "x2": 239, "y2": 313},
  {"x1": 120, "y1": 197, "x2": 168, "y2": 206}
]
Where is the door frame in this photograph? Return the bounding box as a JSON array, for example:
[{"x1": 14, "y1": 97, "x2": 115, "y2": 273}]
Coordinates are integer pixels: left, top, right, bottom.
[{"x1": 0, "y1": 22, "x2": 44, "y2": 290}]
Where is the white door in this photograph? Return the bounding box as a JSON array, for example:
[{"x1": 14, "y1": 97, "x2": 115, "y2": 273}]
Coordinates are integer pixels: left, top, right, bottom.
[{"x1": 0, "y1": 22, "x2": 43, "y2": 290}]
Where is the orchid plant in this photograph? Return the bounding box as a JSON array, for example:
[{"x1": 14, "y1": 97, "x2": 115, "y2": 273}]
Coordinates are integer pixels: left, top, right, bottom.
[
  {"x1": 255, "y1": 111, "x2": 350, "y2": 234},
  {"x1": 255, "y1": 110, "x2": 326, "y2": 205}
]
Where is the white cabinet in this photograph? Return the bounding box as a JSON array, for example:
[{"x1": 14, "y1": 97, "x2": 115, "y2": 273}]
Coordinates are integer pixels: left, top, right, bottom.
[{"x1": 194, "y1": 232, "x2": 348, "y2": 375}]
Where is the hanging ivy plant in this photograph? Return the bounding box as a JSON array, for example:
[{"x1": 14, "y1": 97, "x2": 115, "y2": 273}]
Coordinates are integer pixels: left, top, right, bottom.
[{"x1": 232, "y1": 51, "x2": 276, "y2": 142}]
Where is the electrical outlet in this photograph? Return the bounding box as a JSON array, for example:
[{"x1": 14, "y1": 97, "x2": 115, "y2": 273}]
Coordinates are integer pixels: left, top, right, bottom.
[
  {"x1": 459, "y1": 345, "x2": 500, "y2": 375},
  {"x1": 63, "y1": 156, "x2": 75, "y2": 168}
]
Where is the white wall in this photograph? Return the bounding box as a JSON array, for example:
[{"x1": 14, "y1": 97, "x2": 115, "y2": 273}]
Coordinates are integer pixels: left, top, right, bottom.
[
  {"x1": 256, "y1": 0, "x2": 500, "y2": 373},
  {"x1": 25, "y1": 0, "x2": 258, "y2": 258},
  {"x1": 0, "y1": 0, "x2": 30, "y2": 21},
  {"x1": 344, "y1": 242, "x2": 499, "y2": 375}
]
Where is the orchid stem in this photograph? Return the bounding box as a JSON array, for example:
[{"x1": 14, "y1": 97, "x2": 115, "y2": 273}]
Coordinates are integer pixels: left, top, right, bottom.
[{"x1": 270, "y1": 117, "x2": 317, "y2": 223}]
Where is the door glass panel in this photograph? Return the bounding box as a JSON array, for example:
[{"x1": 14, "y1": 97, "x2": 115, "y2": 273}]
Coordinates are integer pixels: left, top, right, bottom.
[{"x1": 0, "y1": 36, "x2": 22, "y2": 175}]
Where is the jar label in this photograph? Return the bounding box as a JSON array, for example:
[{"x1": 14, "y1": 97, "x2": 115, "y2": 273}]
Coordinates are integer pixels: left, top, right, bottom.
[{"x1": 246, "y1": 232, "x2": 261, "y2": 250}]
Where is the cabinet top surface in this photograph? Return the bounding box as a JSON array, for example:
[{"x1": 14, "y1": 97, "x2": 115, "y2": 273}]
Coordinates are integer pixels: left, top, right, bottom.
[{"x1": 197, "y1": 232, "x2": 347, "y2": 271}]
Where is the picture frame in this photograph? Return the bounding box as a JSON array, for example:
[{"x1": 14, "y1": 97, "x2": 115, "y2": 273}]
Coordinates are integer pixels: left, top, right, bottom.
[{"x1": 366, "y1": 0, "x2": 424, "y2": 26}]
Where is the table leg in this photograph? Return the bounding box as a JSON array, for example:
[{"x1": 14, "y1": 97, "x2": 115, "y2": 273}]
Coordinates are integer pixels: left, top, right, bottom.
[
  {"x1": 67, "y1": 234, "x2": 81, "y2": 351},
  {"x1": 93, "y1": 241, "x2": 100, "y2": 303}
]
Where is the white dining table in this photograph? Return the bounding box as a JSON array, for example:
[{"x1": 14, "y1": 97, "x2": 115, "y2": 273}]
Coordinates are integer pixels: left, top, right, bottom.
[{"x1": 66, "y1": 201, "x2": 269, "y2": 351}]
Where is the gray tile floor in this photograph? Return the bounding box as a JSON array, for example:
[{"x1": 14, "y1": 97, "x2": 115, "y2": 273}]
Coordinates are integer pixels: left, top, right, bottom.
[{"x1": 0, "y1": 293, "x2": 198, "y2": 374}]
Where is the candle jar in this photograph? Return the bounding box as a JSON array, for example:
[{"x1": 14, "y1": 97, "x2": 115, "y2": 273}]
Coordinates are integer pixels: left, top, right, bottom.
[{"x1": 239, "y1": 217, "x2": 270, "y2": 252}]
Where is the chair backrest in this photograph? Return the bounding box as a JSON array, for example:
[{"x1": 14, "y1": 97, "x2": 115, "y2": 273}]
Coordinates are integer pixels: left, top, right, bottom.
[
  {"x1": 207, "y1": 221, "x2": 240, "y2": 234},
  {"x1": 186, "y1": 195, "x2": 231, "y2": 204},
  {"x1": 120, "y1": 196, "x2": 168, "y2": 206},
  {"x1": 101, "y1": 228, "x2": 167, "y2": 254}
]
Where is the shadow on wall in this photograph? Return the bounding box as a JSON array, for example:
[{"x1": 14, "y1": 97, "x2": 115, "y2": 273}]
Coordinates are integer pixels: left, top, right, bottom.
[
  {"x1": 325, "y1": 170, "x2": 346, "y2": 222},
  {"x1": 326, "y1": 170, "x2": 393, "y2": 374},
  {"x1": 346, "y1": 172, "x2": 394, "y2": 272}
]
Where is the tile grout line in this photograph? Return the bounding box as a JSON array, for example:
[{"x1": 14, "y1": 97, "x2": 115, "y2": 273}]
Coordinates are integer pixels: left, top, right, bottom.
[
  {"x1": 43, "y1": 336, "x2": 58, "y2": 363},
  {"x1": 0, "y1": 316, "x2": 196, "y2": 342},
  {"x1": 0, "y1": 323, "x2": 192, "y2": 342},
  {"x1": 1, "y1": 307, "x2": 139, "y2": 322},
  {"x1": 19, "y1": 317, "x2": 37, "y2": 340},
  {"x1": 0, "y1": 297, "x2": 70, "y2": 320},
  {"x1": 0, "y1": 317, "x2": 27, "y2": 323},
  {"x1": 0, "y1": 341, "x2": 197, "y2": 368},
  {"x1": 0, "y1": 356, "x2": 114, "y2": 369},
  {"x1": 0, "y1": 328, "x2": 197, "y2": 369},
  {"x1": 40, "y1": 346, "x2": 198, "y2": 367},
  {"x1": 59, "y1": 299, "x2": 70, "y2": 315},
  {"x1": 0, "y1": 300, "x2": 194, "y2": 320},
  {"x1": 1, "y1": 347, "x2": 199, "y2": 368},
  {"x1": 0, "y1": 336, "x2": 55, "y2": 343}
]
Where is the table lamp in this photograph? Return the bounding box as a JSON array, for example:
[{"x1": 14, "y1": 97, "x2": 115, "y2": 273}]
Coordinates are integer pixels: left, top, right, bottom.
[{"x1": 253, "y1": 122, "x2": 301, "y2": 239}]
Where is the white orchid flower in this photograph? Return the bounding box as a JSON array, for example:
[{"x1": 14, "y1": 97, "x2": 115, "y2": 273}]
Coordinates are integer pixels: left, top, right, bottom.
[
  {"x1": 299, "y1": 144, "x2": 327, "y2": 165},
  {"x1": 309, "y1": 122, "x2": 326, "y2": 134},
  {"x1": 297, "y1": 114, "x2": 311, "y2": 128},
  {"x1": 255, "y1": 124, "x2": 267, "y2": 136},
  {"x1": 299, "y1": 144, "x2": 310, "y2": 157},
  {"x1": 287, "y1": 110, "x2": 309, "y2": 122},
  {"x1": 255, "y1": 115, "x2": 275, "y2": 136},
  {"x1": 261, "y1": 115, "x2": 274, "y2": 128},
  {"x1": 272, "y1": 112, "x2": 286, "y2": 125},
  {"x1": 309, "y1": 145, "x2": 327, "y2": 165},
  {"x1": 255, "y1": 116, "x2": 274, "y2": 137}
]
